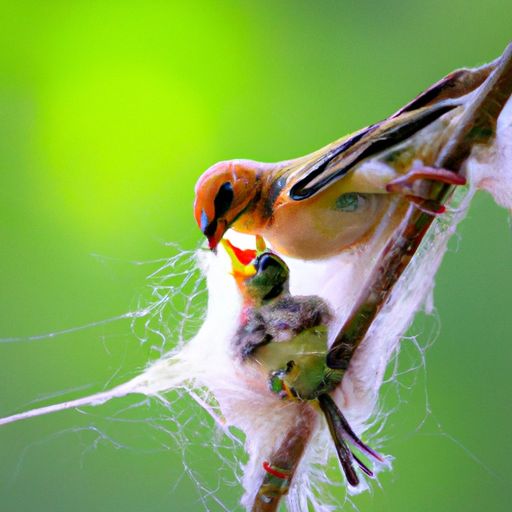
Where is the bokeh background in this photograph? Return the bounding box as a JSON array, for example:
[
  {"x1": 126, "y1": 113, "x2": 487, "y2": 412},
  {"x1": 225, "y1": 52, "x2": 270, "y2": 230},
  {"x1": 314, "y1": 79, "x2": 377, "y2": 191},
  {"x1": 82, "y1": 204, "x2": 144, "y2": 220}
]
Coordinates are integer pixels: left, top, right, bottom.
[{"x1": 1, "y1": 2, "x2": 511, "y2": 511}]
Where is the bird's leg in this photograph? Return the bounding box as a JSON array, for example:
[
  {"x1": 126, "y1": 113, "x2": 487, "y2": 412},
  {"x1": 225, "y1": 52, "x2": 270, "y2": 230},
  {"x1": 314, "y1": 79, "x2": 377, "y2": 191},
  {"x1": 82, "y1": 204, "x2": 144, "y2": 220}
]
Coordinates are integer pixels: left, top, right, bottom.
[
  {"x1": 386, "y1": 166, "x2": 467, "y2": 215},
  {"x1": 318, "y1": 394, "x2": 359, "y2": 486},
  {"x1": 317, "y1": 394, "x2": 383, "y2": 486}
]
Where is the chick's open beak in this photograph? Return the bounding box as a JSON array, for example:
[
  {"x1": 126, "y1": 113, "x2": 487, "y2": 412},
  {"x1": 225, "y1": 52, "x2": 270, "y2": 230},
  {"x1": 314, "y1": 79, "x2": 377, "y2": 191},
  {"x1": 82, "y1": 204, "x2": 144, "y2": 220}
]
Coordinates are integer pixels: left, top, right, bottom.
[{"x1": 221, "y1": 239, "x2": 257, "y2": 278}]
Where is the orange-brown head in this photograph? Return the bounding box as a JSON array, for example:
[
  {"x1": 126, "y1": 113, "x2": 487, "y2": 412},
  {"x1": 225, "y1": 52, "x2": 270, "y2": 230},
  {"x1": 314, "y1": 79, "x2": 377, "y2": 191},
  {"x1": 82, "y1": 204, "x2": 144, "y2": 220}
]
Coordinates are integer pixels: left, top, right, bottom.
[{"x1": 194, "y1": 160, "x2": 262, "y2": 250}]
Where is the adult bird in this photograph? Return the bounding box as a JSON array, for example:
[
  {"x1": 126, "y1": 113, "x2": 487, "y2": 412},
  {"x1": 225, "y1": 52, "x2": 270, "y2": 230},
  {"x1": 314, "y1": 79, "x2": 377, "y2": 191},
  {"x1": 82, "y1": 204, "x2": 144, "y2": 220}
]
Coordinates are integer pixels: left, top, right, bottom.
[
  {"x1": 194, "y1": 59, "x2": 498, "y2": 259},
  {"x1": 222, "y1": 236, "x2": 384, "y2": 488}
]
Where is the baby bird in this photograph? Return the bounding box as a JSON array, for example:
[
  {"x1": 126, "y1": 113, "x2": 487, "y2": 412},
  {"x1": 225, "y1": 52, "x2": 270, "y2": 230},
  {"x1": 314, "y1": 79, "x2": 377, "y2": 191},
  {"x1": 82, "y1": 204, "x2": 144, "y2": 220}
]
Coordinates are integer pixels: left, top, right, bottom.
[
  {"x1": 223, "y1": 237, "x2": 383, "y2": 486},
  {"x1": 226, "y1": 238, "x2": 330, "y2": 365},
  {"x1": 193, "y1": 60, "x2": 500, "y2": 259}
]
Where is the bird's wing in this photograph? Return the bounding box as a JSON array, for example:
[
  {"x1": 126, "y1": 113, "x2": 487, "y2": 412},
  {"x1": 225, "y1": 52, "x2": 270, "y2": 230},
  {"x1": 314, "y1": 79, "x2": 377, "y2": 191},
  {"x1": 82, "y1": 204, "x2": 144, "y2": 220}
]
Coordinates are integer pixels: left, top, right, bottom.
[
  {"x1": 287, "y1": 61, "x2": 496, "y2": 201},
  {"x1": 288, "y1": 103, "x2": 458, "y2": 200},
  {"x1": 392, "y1": 58, "x2": 496, "y2": 117}
]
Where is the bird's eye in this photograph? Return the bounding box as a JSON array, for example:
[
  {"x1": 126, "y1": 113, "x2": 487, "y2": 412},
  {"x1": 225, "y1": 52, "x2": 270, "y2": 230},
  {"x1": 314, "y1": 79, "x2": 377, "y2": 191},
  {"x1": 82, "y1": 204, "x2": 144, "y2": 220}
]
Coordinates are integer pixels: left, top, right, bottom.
[
  {"x1": 255, "y1": 253, "x2": 280, "y2": 272},
  {"x1": 214, "y1": 182, "x2": 234, "y2": 218},
  {"x1": 335, "y1": 193, "x2": 362, "y2": 212}
]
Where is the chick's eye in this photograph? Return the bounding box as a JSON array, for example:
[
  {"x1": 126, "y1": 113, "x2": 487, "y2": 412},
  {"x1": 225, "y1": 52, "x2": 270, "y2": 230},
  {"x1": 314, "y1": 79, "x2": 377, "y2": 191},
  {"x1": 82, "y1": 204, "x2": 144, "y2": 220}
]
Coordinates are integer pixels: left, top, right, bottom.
[
  {"x1": 255, "y1": 253, "x2": 279, "y2": 272},
  {"x1": 214, "y1": 182, "x2": 234, "y2": 217},
  {"x1": 335, "y1": 192, "x2": 363, "y2": 212}
]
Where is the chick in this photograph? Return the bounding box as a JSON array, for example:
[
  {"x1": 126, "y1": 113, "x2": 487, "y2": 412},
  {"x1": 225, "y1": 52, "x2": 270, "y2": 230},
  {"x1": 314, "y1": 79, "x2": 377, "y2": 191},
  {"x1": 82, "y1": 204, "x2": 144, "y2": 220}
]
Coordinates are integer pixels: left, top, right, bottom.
[
  {"x1": 193, "y1": 59, "x2": 501, "y2": 258},
  {"x1": 223, "y1": 237, "x2": 383, "y2": 486},
  {"x1": 224, "y1": 237, "x2": 336, "y2": 398}
]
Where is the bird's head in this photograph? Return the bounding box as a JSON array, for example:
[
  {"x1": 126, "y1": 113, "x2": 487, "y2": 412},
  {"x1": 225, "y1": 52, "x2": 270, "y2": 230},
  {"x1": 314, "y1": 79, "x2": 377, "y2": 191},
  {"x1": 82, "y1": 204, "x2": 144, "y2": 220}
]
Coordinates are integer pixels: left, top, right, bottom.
[
  {"x1": 222, "y1": 236, "x2": 289, "y2": 306},
  {"x1": 194, "y1": 160, "x2": 262, "y2": 251}
]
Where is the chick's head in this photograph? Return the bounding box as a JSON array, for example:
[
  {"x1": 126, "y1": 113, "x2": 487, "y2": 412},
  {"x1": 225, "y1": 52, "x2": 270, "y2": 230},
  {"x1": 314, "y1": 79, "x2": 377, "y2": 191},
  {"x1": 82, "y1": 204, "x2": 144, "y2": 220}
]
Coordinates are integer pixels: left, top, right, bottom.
[{"x1": 222, "y1": 237, "x2": 289, "y2": 306}]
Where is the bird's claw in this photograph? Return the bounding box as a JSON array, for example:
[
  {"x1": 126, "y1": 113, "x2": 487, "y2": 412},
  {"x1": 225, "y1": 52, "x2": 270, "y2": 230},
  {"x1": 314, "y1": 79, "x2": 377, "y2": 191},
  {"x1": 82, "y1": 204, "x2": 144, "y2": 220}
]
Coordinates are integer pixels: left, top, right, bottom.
[
  {"x1": 405, "y1": 195, "x2": 446, "y2": 215},
  {"x1": 318, "y1": 393, "x2": 384, "y2": 487},
  {"x1": 386, "y1": 166, "x2": 466, "y2": 215}
]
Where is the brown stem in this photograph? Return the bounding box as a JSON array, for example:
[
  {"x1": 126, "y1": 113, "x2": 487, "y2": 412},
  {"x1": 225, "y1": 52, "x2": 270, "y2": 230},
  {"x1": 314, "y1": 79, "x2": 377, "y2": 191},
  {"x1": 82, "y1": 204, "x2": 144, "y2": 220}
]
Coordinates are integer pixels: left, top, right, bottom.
[
  {"x1": 251, "y1": 403, "x2": 316, "y2": 512},
  {"x1": 327, "y1": 42, "x2": 512, "y2": 369}
]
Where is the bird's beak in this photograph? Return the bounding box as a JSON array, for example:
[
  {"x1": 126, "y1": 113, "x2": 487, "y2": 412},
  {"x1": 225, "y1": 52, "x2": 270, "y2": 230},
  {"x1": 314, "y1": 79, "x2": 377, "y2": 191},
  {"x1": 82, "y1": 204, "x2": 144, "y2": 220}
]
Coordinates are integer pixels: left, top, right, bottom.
[
  {"x1": 255, "y1": 234, "x2": 267, "y2": 254},
  {"x1": 205, "y1": 219, "x2": 229, "y2": 252},
  {"x1": 221, "y1": 239, "x2": 257, "y2": 278},
  {"x1": 198, "y1": 209, "x2": 228, "y2": 252}
]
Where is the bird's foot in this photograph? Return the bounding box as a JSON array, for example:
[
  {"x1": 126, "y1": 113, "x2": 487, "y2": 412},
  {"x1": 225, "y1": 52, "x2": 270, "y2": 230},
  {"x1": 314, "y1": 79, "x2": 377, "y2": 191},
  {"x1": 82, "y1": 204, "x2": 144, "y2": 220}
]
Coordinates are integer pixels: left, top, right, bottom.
[
  {"x1": 318, "y1": 394, "x2": 384, "y2": 487},
  {"x1": 268, "y1": 361, "x2": 299, "y2": 400},
  {"x1": 386, "y1": 166, "x2": 466, "y2": 215}
]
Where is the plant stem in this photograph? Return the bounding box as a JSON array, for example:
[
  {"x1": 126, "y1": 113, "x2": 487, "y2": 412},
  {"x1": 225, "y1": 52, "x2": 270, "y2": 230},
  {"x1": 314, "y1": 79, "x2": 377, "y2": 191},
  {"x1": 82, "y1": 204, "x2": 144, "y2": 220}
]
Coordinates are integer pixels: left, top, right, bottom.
[{"x1": 251, "y1": 404, "x2": 315, "y2": 512}]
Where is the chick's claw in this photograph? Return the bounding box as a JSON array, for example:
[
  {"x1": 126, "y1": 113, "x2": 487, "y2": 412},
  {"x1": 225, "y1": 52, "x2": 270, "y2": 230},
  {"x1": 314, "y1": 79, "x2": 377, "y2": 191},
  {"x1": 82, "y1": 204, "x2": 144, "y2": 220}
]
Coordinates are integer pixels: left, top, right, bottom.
[{"x1": 318, "y1": 393, "x2": 384, "y2": 487}]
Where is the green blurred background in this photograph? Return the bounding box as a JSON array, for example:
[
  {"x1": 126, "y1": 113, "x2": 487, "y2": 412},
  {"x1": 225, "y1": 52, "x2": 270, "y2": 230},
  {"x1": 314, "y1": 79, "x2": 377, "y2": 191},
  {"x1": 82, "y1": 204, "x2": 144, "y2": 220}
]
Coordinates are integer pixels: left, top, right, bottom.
[{"x1": 1, "y1": 1, "x2": 510, "y2": 511}]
